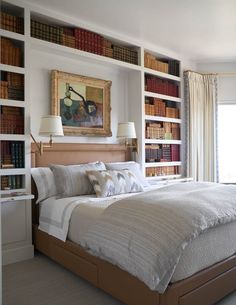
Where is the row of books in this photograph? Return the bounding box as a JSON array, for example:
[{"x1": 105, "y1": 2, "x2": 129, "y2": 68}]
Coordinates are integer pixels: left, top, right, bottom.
[
  {"x1": 146, "y1": 122, "x2": 180, "y2": 140},
  {"x1": 144, "y1": 52, "x2": 180, "y2": 76},
  {"x1": 145, "y1": 98, "x2": 179, "y2": 118},
  {"x1": 145, "y1": 144, "x2": 180, "y2": 162},
  {"x1": 1, "y1": 141, "x2": 25, "y2": 168},
  {"x1": 0, "y1": 11, "x2": 24, "y2": 35},
  {"x1": 146, "y1": 166, "x2": 180, "y2": 177},
  {"x1": 0, "y1": 106, "x2": 24, "y2": 134},
  {"x1": 1, "y1": 37, "x2": 23, "y2": 67},
  {"x1": 31, "y1": 19, "x2": 138, "y2": 65},
  {"x1": 0, "y1": 72, "x2": 24, "y2": 100},
  {"x1": 1, "y1": 175, "x2": 24, "y2": 190},
  {"x1": 145, "y1": 75, "x2": 179, "y2": 97}
]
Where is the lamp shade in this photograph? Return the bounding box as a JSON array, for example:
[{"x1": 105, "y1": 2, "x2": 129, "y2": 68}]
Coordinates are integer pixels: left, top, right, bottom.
[
  {"x1": 117, "y1": 122, "x2": 136, "y2": 138},
  {"x1": 39, "y1": 115, "x2": 64, "y2": 136}
]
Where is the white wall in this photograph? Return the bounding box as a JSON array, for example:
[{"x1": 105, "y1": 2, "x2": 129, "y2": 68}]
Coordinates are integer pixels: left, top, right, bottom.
[{"x1": 29, "y1": 49, "x2": 129, "y2": 143}]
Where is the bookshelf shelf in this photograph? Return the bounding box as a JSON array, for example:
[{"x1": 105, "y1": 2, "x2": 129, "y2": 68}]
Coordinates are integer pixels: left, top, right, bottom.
[
  {"x1": 145, "y1": 139, "x2": 181, "y2": 144},
  {"x1": 0, "y1": 168, "x2": 26, "y2": 175},
  {"x1": 143, "y1": 67, "x2": 181, "y2": 82},
  {"x1": 0, "y1": 29, "x2": 25, "y2": 41},
  {"x1": 0, "y1": 64, "x2": 25, "y2": 74},
  {"x1": 0, "y1": 134, "x2": 26, "y2": 140},
  {"x1": 145, "y1": 161, "x2": 181, "y2": 167},
  {"x1": 145, "y1": 115, "x2": 181, "y2": 124},
  {"x1": 30, "y1": 37, "x2": 142, "y2": 72},
  {"x1": 0, "y1": 99, "x2": 25, "y2": 107},
  {"x1": 146, "y1": 174, "x2": 182, "y2": 181},
  {"x1": 144, "y1": 91, "x2": 182, "y2": 103}
]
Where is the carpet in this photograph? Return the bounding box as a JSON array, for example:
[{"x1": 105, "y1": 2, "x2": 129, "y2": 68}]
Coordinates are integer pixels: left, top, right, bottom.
[{"x1": 3, "y1": 253, "x2": 236, "y2": 305}]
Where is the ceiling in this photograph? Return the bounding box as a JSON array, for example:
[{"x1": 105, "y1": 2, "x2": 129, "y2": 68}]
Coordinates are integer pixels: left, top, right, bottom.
[{"x1": 25, "y1": 0, "x2": 236, "y2": 62}]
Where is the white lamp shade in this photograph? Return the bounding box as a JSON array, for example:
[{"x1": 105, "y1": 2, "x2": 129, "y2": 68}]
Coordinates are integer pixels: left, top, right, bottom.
[
  {"x1": 39, "y1": 115, "x2": 64, "y2": 136},
  {"x1": 117, "y1": 122, "x2": 136, "y2": 138}
]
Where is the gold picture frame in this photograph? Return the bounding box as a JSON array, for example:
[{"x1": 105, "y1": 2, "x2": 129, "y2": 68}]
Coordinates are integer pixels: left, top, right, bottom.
[{"x1": 51, "y1": 70, "x2": 112, "y2": 136}]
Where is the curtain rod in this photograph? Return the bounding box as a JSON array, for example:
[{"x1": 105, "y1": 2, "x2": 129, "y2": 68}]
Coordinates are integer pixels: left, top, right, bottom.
[{"x1": 184, "y1": 70, "x2": 236, "y2": 76}]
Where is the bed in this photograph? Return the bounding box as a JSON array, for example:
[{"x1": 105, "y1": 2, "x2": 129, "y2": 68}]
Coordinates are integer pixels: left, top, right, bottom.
[{"x1": 31, "y1": 143, "x2": 236, "y2": 305}]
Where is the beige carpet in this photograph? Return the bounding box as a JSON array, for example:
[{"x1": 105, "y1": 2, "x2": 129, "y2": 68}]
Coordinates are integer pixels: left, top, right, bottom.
[{"x1": 3, "y1": 253, "x2": 236, "y2": 305}]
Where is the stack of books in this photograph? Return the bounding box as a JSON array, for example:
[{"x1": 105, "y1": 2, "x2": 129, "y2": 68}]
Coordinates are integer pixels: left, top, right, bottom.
[
  {"x1": 146, "y1": 166, "x2": 179, "y2": 177},
  {"x1": 7, "y1": 72, "x2": 24, "y2": 101},
  {"x1": 0, "y1": 81, "x2": 8, "y2": 99},
  {"x1": 171, "y1": 144, "x2": 180, "y2": 161},
  {"x1": 166, "y1": 107, "x2": 179, "y2": 118},
  {"x1": 161, "y1": 144, "x2": 171, "y2": 162},
  {"x1": 168, "y1": 60, "x2": 180, "y2": 77},
  {"x1": 0, "y1": 106, "x2": 24, "y2": 134},
  {"x1": 144, "y1": 52, "x2": 169, "y2": 74},
  {"x1": 0, "y1": 11, "x2": 24, "y2": 34},
  {"x1": 74, "y1": 28, "x2": 104, "y2": 55},
  {"x1": 145, "y1": 144, "x2": 162, "y2": 162},
  {"x1": 171, "y1": 123, "x2": 180, "y2": 140},
  {"x1": 145, "y1": 75, "x2": 179, "y2": 97},
  {"x1": 146, "y1": 122, "x2": 165, "y2": 139},
  {"x1": 0, "y1": 175, "x2": 23, "y2": 190},
  {"x1": 103, "y1": 39, "x2": 113, "y2": 58},
  {"x1": 61, "y1": 28, "x2": 76, "y2": 48},
  {"x1": 1, "y1": 141, "x2": 25, "y2": 168},
  {"x1": 31, "y1": 20, "x2": 62, "y2": 44},
  {"x1": 113, "y1": 44, "x2": 138, "y2": 65},
  {"x1": 1, "y1": 37, "x2": 22, "y2": 67}
]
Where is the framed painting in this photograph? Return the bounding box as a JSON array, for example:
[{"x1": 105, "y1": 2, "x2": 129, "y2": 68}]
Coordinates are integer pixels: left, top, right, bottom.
[{"x1": 51, "y1": 70, "x2": 112, "y2": 136}]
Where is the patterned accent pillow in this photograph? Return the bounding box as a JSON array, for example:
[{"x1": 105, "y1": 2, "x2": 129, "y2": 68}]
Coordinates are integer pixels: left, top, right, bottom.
[
  {"x1": 105, "y1": 161, "x2": 150, "y2": 187},
  {"x1": 86, "y1": 169, "x2": 144, "y2": 197},
  {"x1": 31, "y1": 167, "x2": 58, "y2": 203},
  {"x1": 50, "y1": 162, "x2": 106, "y2": 198}
]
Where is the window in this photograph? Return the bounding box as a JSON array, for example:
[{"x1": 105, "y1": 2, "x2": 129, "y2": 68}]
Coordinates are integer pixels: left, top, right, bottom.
[{"x1": 218, "y1": 104, "x2": 236, "y2": 183}]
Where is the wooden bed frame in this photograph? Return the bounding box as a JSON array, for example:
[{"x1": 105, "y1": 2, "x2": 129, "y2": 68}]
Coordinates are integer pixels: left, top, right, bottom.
[{"x1": 31, "y1": 143, "x2": 236, "y2": 305}]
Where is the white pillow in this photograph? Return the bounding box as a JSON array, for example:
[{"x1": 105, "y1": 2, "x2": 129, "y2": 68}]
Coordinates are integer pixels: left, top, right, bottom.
[
  {"x1": 31, "y1": 167, "x2": 58, "y2": 203},
  {"x1": 50, "y1": 161, "x2": 106, "y2": 198},
  {"x1": 105, "y1": 161, "x2": 150, "y2": 187}
]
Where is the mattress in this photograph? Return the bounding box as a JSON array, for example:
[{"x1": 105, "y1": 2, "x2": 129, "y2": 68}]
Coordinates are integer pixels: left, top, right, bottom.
[
  {"x1": 67, "y1": 196, "x2": 236, "y2": 283},
  {"x1": 39, "y1": 192, "x2": 236, "y2": 283}
]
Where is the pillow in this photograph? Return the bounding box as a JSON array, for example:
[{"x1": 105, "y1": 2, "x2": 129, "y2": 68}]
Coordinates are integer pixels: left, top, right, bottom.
[
  {"x1": 31, "y1": 167, "x2": 58, "y2": 203},
  {"x1": 105, "y1": 161, "x2": 150, "y2": 187},
  {"x1": 50, "y1": 161, "x2": 106, "y2": 198},
  {"x1": 86, "y1": 169, "x2": 144, "y2": 197}
]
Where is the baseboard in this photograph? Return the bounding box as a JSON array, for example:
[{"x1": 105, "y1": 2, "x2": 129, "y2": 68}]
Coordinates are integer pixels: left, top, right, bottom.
[{"x1": 2, "y1": 244, "x2": 34, "y2": 265}]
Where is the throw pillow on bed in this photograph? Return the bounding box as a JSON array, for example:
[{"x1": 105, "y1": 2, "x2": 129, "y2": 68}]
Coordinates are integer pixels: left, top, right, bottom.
[
  {"x1": 105, "y1": 161, "x2": 150, "y2": 187},
  {"x1": 50, "y1": 161, "x2": 106, "y2": 197},
  {"x1": 86, "y1": 169, "x2": 144, "y2": 197}
]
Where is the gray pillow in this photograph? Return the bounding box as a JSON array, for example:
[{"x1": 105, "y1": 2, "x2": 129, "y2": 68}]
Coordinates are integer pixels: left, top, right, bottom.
[
  {"x1": 31, "y1": 167, "x2": 58, "y2": 203},
  {"x1": 105, "y1": 161, "x2": 150, "y2": 187},
  {"x1": 86, "y1": 169, "x2": 144, "y2": 197},
  {"x1": 50, "y1": 162, "x2": 106, "y2": 198}
]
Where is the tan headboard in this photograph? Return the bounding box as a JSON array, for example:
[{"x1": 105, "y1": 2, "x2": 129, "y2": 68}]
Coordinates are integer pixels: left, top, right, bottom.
[
  {"x1": 31, "y1": 142, "x2": 130, "y2": 224},
  {"x1": 31, "y1": 143, "x2": 130, "y2": 167}
]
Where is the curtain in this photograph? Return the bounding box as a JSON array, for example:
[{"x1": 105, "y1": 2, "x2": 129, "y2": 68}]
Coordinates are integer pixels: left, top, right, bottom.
[{"x1": 184, "y1": 71, "x2": 218, "y2": 182}]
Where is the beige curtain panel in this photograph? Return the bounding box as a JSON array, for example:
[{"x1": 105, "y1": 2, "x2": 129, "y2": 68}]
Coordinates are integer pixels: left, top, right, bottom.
[{"x1": 184, "y1": 71, "x2": 218, "y2": 182}]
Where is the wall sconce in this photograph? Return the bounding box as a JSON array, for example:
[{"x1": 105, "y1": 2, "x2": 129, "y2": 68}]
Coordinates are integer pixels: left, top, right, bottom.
[
  {"x1": 117, "y1": 122, "x2": 138, "y2": 153},
  {"x1": 31, "y1": 115, "x2": 64, "y2": 155}
]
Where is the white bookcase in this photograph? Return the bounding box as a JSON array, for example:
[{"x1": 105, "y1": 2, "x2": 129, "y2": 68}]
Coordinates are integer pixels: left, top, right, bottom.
[{"x1": 0, "y1": 1, "x2": 33, "y2": 265}]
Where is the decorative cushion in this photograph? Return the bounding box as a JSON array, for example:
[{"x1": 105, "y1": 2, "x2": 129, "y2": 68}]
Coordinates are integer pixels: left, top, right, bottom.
[
  {"x1": 86, "y1": 169, "x2": 144, "y2": 197},
  {"x1": 105, "y1": 161, "x2": 150, "y2": 187},
  {"x1": 50, "y1": 162, "x2": 106, "y2": 197},
  {"x1": 31, "y1": 167, "x2": 58, "y2": 203}
]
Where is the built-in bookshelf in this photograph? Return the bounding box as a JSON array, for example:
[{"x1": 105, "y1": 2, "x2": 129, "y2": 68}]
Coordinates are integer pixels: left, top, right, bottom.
[
  {"x1": 0, "y1": 1, "x2": 33, "y2": 265},
  {"x1": 142, "y1": 51, "x2": 182, "y2": 180}
]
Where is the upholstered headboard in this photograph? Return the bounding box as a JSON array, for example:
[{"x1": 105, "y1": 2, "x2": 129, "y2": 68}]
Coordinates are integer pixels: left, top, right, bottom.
[{"x1": 31, "y1": 142, "x2": 130, "y2": 224}]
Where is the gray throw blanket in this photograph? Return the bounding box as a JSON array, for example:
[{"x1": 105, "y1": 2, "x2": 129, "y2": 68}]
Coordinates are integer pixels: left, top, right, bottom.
[{"x1": 81, "y1": 182, "x2": 236, "y2": 293}]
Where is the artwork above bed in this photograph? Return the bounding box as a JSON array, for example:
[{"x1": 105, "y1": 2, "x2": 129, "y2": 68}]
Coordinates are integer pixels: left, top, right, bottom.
[{"x1": 51, "y1": 70, "x2": 112, "y2": 137}]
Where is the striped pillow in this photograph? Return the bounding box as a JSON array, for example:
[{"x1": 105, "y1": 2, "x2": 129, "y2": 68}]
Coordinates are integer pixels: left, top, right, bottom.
[
  {"x1": 50, "y1": 162, "x2": 106, "y2": 198},
  {"x1": 31, "y1": 167, "x2": 58, "y2": 203},
  {"x1": 86, "y1": 169, "x2": 144, "y2": 197}
]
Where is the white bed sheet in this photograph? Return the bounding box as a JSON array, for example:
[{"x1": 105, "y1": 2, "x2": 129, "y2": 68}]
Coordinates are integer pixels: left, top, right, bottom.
[{"x1": 39, "y1": 190, "x2": 236, "y2": 283}]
